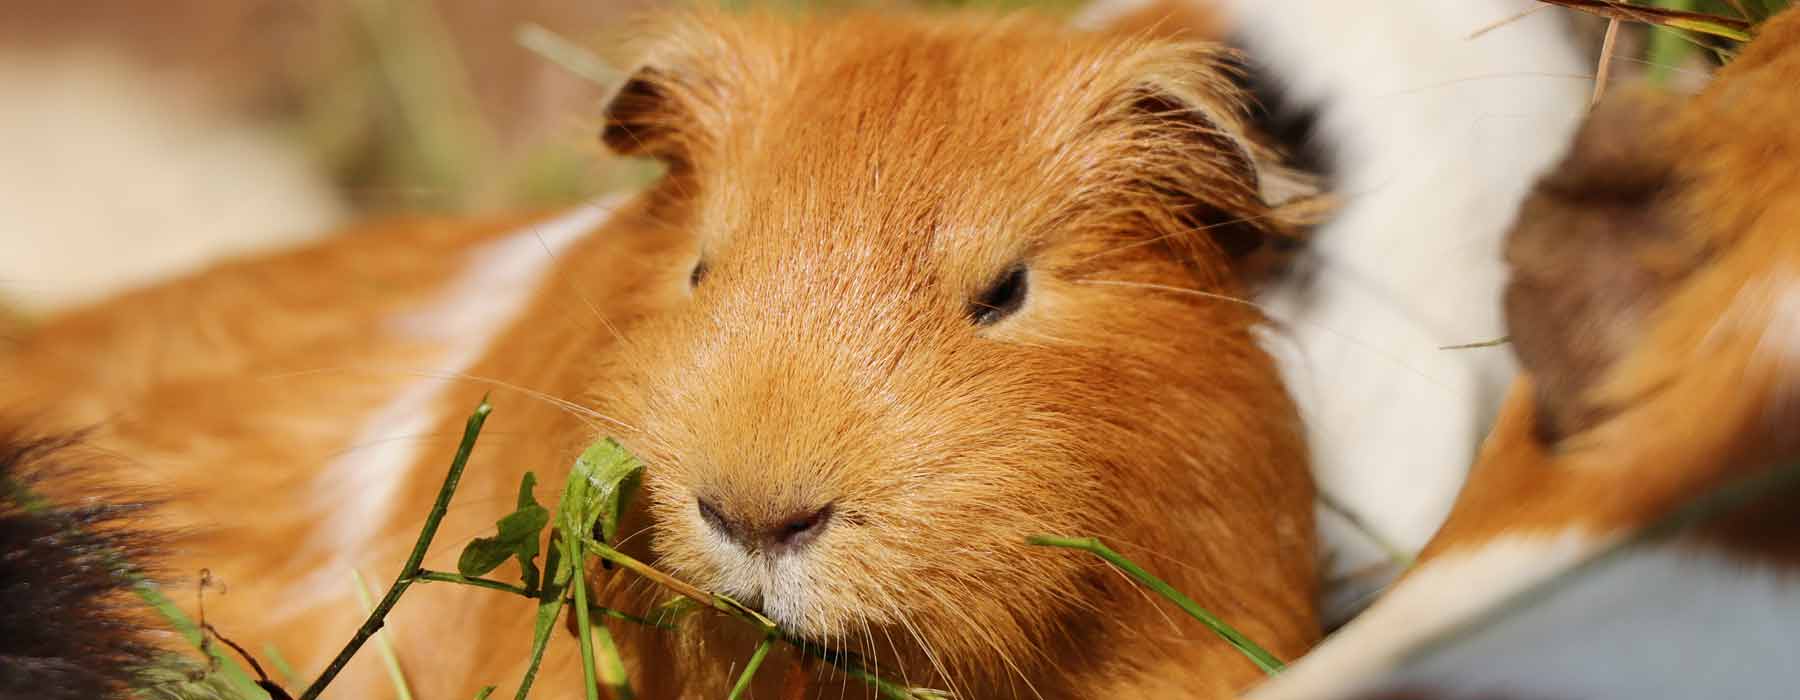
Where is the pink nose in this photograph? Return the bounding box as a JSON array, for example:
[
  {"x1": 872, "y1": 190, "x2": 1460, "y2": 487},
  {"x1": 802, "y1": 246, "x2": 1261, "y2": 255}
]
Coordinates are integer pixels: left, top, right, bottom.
[{"x1": 696, "y1": 497, "x2": 834, "y2": 552}]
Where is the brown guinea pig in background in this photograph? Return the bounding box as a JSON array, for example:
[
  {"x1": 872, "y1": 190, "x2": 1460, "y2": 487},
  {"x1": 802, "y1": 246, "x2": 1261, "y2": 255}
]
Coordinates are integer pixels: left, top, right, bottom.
[
  {"x1": 1250, "y1": 6, "x2": 1800, "y2": 699},
  {"x1": 0, "y1": 6, "x2": 1321, "y2": 700}
]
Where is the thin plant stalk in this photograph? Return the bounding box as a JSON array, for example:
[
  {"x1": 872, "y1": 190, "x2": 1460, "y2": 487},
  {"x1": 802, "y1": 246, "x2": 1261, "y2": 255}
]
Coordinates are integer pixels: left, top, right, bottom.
[
  {"x1": 1026, "y1": 535, "x2": 1286, "y2": 675},
  {"x1": 512, "y1": 581, "x2": 567, "y2": 700},
  {"x1": 353, "y1": 569, "x2": 416, "y2": 700},
  {"x1": 298, "y1": 400, "x2": 492, "y2": 700},
  {"x1": 587, "y1": 540, "x2": 776, "y2": 630},
  {"x1": 588, "y1": 602, "x2": 677, "y2": 631},
  {"x1": 1533, "y1": 0, "x2": 1754, "y2": 40},
  {"x1": 515, "y1": 23, "x2": 620, "y2": 86},
  {"x1": 586, "y1": 540, "x2": 943, "y2": 699},
  {"x1": 567, "y1": 526, "x2": 606, "y2": 700},
  {"x1": 1594, "y1": 18, "x2": 1623, "y2": 106},
  {"x1": 416, "y1": 569, "x2": 534, "y2": 597},
  {"x1": 591, "y1": 622, "x2": 633, "y2": 700},
  {"x1": 137, "y1": 583, "x2": 267, "y2": 697},
  {"x1": 728, "y1": 636, "x2": 776, "y2": 700}
]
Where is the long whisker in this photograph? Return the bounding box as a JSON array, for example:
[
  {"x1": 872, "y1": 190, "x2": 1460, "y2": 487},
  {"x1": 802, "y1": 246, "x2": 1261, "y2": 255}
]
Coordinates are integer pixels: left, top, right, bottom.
[
  {"x1": 530, "y1": 216, "x2": 640, "y2": 354},
  {"x1": 1074, "y1": 277, "x2": 1460, "y2": 392},
  {"x1": 258, "y1": 365, "x2": 637, "y2": 432}
]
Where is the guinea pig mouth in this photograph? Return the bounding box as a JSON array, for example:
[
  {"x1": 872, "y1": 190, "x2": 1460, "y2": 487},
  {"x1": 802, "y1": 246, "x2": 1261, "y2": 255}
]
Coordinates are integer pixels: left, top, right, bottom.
[{"x1": 695, "y1": 554, "x2": 834, "y2": 636}]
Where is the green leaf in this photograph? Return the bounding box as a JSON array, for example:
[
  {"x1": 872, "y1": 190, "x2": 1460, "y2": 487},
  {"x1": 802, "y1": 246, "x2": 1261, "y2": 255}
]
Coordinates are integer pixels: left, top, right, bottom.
[
  {"x1": 474, "y1": 686, "x2": 496, "y2": 700},
  {"x1": 566, "y1": 439, "x2": 645, "y2": 544},
  {"x1": 511, "y1": 441, "x2": 645, "y2": 699},
  {"x1": 457, "y1": 472, "x2": 549, "y2": 588},
  {"x1": 510, "y1": 473, "x2": 548, "y2": 592},
  {"x1": 457, "y1": 538, "x2": 512, "y2": 579}
]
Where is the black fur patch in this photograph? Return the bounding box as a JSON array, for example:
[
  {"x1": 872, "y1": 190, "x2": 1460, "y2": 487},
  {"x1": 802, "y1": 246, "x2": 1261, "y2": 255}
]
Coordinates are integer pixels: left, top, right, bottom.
[
  {"x1": 1222, "y1": 37, "x2": 1332, "y2": 183},
  {"x1": 0, "y1": 431, "x2": 161, "y2": 700}
]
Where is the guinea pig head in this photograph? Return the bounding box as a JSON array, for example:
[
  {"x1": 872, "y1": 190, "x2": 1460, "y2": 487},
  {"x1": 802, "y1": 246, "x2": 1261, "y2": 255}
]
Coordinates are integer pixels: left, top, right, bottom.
[{"x1": 588, "y1": 10, "x2": 1319, "y2": 687}]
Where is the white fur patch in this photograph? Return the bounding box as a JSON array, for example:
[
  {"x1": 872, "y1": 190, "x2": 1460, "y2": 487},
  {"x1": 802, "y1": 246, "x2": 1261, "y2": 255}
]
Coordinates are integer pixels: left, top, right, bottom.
[
  {"x1": 288, "y1": 196, "x2": 625, "y2": 612},
  {"x1": 1218, "y1": 0, "x2": 1591, "y2": 605},
  {"x1": 1257, "y1": 535, "x2": 1800, "y2": 700},
  {"x1": 1731, "y1": 274, "x2": 1800, "y2": 392},
  {"x1": 1253, "y1": 532, "x2": 1603, "y2": 699}
]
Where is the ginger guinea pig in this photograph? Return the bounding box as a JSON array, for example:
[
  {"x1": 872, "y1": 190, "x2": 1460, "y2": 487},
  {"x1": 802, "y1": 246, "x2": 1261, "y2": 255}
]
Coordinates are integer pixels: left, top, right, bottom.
[
  {"x1": 585, "y1": 9, "x2": 1319, "y2": 698},
  {"x1": 0, "y1": 7, "x2": 1321, "y2": 700}
]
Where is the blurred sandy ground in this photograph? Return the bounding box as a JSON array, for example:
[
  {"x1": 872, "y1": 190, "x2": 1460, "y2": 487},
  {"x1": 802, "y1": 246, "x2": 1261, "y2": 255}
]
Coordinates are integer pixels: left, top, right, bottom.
[{"x1": 0, "y1": 0, "x2": 665, "y2": 318}]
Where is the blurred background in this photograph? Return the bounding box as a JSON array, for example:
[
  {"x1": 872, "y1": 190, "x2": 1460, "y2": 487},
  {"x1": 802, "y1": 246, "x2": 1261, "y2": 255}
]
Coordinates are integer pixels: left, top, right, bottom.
[{"x1": 0, "y1": 0, "x2": 1758, "y2": 320}]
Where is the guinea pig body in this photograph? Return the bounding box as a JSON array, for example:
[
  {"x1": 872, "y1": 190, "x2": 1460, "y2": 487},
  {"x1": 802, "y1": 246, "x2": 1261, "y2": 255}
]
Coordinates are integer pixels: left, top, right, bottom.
[{"x1": 3, "y1": 8, "x2": 1320, "y2": 699}]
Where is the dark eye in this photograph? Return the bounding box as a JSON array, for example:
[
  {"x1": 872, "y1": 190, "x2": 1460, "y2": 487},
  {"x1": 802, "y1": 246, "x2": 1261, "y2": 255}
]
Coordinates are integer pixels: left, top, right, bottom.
[
  {"x1": 689, "y1": 260, "x2": 707, "y2": 289},
  {"x1": 969, "y1": 264, "x2": 1029, "y2": 326}
]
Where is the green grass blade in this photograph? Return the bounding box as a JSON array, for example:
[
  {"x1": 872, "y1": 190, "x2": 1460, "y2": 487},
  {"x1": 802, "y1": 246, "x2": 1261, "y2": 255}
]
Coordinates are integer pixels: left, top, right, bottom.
[
  {"x1": 352, "y1": 569, "x2": 415, "y2": 700},
  {"x1": 137, "y1": 583, "x2": 268, "y2": 698},
  {"x1": 727, "y1": 636, "x2": 775, "y2": 700},
  {"x1": 1649, "y1": 0, "x2": 1702, "y2": 83},
  {"x1": 512, "y1": 589, "x2": 567, "y2": 700},
  {"x1": 1027, "y1": 535, "x2": 1285, "y2": 675},
  {"x1": 264, "y1": 643, "x2": 299, "y2": 689},
  {"x1": 590, "y1": 621, "x2": 633, "y2": 700}
]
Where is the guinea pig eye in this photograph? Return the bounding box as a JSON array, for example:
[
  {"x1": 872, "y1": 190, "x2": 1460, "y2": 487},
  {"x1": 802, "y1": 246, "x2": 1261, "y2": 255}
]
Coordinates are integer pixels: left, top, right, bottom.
[
  {"x1": 688, "y1": 260, "x2": 708, "y2": 289},
  {"x1": 969, "y1": 264, "x2": 1029, "y2": 326}
]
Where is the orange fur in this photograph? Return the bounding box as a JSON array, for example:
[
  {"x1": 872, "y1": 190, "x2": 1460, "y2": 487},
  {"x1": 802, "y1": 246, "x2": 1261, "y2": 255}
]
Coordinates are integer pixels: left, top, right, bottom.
[{"x1": 3, "y1": 8, "x2": 1318, "y2": 699}]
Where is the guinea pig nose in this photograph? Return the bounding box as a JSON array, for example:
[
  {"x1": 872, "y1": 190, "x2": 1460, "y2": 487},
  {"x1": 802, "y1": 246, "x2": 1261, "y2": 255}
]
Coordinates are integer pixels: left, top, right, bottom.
[
  {"x1": 769, "y1": 503, "x2": 833, "y2": 549},
  {"x1": 696, "y1": 497, "x2": 745, "y2": 542},
  {"x1": 696, "y1": 497, "x2": 833, "y2": 552}
]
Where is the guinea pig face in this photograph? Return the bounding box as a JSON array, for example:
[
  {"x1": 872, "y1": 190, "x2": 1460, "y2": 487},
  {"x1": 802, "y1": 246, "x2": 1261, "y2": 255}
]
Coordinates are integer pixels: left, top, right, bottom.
[{"x1": 589, "y1": 10, "x2": 1310, "y2": 679}]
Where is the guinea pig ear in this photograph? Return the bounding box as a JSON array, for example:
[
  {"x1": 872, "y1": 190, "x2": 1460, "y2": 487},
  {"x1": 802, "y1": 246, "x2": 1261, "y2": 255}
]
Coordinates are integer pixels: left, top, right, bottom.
[
  {"x1": 1109, "y1": 52, "x2": 1327, "y2": 279},
  {"x1": 599, "y1": 35, "x2": 735, "y2": 170},
  {"x1": 601, "y1": 66, "x2": 682, "y2": 161}
]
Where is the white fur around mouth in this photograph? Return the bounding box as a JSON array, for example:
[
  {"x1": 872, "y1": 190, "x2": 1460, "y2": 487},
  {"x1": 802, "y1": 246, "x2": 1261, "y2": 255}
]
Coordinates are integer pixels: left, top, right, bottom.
[{"x1": 693, "y1": 537, "x2": 849, "y2": 638}]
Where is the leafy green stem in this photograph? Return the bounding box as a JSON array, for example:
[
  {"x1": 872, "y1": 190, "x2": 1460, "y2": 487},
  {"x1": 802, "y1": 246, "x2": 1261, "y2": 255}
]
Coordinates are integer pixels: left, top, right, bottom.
[{"x1": 298, "y1": 400, "x2": 492, "y2": 700}]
